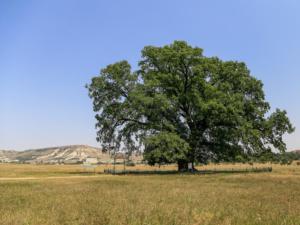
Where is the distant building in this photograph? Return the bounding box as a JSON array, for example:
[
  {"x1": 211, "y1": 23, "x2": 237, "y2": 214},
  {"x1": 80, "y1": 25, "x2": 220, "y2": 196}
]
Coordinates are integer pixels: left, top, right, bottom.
[{"x1": 85, "y1": 157, "x2": 98, "y2": 164}]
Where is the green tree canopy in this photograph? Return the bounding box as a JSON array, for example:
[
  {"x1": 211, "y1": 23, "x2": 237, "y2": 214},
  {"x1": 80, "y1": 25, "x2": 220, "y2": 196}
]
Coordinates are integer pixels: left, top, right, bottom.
[{"x1": 87, "y1": 41, "x2": 294, "y2": 170}]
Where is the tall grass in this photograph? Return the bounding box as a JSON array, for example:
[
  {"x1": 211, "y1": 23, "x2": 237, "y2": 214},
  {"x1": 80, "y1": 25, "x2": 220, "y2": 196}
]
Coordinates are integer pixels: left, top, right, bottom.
[{"x1": 0, "y1": 163, "x2": 300, "y2": 225}]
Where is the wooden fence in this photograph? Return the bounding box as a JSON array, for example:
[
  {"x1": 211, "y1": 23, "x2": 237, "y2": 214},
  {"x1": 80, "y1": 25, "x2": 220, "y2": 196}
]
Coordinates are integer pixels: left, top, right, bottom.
[{"x1": 104, "y1": 167, "x2": 272, "y2": 175}]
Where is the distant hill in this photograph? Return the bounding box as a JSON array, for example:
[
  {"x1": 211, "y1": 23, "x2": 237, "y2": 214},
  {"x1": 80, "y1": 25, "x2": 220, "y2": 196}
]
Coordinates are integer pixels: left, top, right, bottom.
[
  {"x1": 291, "y1": 149, "x2": 300, "y2": 154},
  {"x1": 0, "y1": 145, "x2": 142, "y2": 164}
]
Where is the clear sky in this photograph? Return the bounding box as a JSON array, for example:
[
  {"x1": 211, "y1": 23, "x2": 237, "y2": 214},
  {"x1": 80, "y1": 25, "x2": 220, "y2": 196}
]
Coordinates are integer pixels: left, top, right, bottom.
[{"x1": 1, "y1": 0, "x2": 299, "y2": 151}]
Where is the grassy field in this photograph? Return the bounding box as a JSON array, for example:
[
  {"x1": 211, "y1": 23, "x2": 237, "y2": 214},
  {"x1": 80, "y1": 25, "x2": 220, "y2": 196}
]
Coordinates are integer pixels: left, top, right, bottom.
[{"x1": 1, "y1": 163, "x2": 300, "y2": 225}]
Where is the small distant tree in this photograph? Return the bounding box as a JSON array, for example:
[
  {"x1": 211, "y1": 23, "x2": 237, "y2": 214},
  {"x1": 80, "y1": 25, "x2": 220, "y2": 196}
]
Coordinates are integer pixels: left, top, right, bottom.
[{"x1": 88, "y1": 41, "x2": 294, "y2": 171}]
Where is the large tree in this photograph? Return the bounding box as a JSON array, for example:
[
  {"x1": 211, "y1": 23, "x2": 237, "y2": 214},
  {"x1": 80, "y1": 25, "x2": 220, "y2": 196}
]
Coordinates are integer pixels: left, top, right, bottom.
[{"x1": 88, "y1": 41, "x2": 294, "y2": 171}]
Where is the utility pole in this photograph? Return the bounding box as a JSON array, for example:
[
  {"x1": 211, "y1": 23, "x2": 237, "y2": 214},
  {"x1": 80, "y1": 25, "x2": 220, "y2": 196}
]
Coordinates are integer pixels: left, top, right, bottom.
[
  {"x1": 123, "y1": 153, "x2": 126, "y2": 175},
  {"x1": 113, "y1": 146, "x2": 116, "y2": 175}
]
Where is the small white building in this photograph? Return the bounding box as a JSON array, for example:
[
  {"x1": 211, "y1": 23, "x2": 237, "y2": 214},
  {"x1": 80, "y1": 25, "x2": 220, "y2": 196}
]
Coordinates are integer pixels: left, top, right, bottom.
[{"x1": 85, "y1": 157, "x2": 98, "y2": 164}]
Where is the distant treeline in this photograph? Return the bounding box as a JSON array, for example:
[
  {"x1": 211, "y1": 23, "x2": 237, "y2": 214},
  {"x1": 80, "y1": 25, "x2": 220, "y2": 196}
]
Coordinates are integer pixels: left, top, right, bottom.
[{"x1": 220, "y1": 152, "x2": 300, "y2": 165}]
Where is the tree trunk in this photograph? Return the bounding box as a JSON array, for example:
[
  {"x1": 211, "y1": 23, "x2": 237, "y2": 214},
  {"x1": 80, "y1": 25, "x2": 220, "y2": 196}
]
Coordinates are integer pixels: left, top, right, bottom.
[
  {"x1": 178, "y1": 160, "x2": 189, "y2": 172},
  {"x1": 178, "y1": 161, "x2": 197, "y2": 172}
]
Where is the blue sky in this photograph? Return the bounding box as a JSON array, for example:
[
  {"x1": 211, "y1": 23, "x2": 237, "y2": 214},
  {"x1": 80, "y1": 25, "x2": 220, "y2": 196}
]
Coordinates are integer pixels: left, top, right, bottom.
[{"x1": 0, "y1": 0, "x2": 299, "y2": 150}]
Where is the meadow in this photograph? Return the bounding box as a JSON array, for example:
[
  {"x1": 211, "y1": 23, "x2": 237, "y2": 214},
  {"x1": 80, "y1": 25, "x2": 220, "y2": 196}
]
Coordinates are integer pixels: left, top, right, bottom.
[{"x1": 1, "y1": 163, "x2": 300, "y2": 225}]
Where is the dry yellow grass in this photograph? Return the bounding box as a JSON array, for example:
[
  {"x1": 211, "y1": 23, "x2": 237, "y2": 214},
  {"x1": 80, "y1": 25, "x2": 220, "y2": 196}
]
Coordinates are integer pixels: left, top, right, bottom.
[
  {"x1": 0, "y1": 162, "x2": 287, "y2": 177},
  {"x1": 0, "y1": 163, "x2": 300, "y2": 225},
  {"x1": 0, "y1": 163, "x2": 178, "y2": 178}
]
